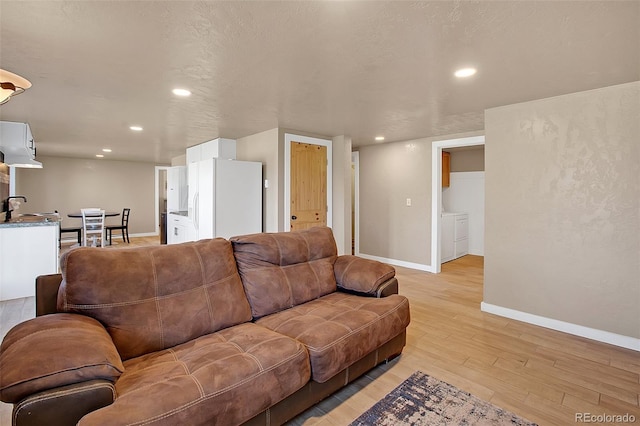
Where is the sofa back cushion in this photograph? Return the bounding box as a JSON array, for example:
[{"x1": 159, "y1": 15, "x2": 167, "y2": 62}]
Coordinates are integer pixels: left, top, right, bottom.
[
  {"x1": 57, "y1": 239, "x2": 252, "y2": 360},
  {"x1": 231, "y1": 227, "x2": 338, "y2": 319}
]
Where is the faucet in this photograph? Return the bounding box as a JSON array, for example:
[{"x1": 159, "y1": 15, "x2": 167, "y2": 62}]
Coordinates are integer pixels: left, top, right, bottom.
[{"x1": 3, "y1": 196, "x2": 27, "y2": 222}]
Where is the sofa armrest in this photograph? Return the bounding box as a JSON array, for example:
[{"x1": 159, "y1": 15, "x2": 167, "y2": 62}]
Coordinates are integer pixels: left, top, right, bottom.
[
  {"x1": 375, "y1": 276, "x2": 399, "y2": 297},
  {"x1": 0, "y1": 313, "x2": 124, "y2": 404},
  {"x1": 13, "y1": 380, "x2": 116, "y2": 426},
  {"x1": 36, "y1": 273, "x2": 63, "y2": 316},
  {"x1": 334, "y1": 255, "x2": 397, "y2": 297}
]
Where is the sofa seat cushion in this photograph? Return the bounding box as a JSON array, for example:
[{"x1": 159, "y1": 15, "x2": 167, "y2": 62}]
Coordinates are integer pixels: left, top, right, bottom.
[
  {"x1": 255, "y1": 292, "x2": 410, "y2": 383},
  {"x1": 78, "y1": 323, "x2": 310, "y2": 426}
]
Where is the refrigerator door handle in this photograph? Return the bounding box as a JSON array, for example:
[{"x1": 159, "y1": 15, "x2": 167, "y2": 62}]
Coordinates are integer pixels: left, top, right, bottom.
[{"x1": 194, "y1": 192, "x2": 199, "y2": 230}]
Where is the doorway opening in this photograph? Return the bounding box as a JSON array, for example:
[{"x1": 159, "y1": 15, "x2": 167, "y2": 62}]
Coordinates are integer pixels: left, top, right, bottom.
[{"x1": 430, "y1": 136, "x2": 485, "y2": 273}]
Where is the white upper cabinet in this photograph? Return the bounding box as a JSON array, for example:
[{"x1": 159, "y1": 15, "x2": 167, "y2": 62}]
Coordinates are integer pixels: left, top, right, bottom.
[
  {"x1": 201, "y1": 138, "x2": 236, "y2": 160},
  {"x1": 186, "y1": 138, "x2": 236, "y2": 163},
  {"x1": 0, "y1": 121, "x2": 36, "y2": 160},
  {"x1": 186, "y1": 145, "x2": 201, "y2": 164}
]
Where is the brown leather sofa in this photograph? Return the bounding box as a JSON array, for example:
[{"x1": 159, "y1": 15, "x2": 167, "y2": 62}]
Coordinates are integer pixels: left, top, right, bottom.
[{"x1": 0, "y1": 227, "x2": 410, "y2": 426}]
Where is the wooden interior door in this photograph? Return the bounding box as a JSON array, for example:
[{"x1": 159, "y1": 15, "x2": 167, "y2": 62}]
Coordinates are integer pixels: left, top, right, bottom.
[{"x1": 290, "y1": 141, "x2": 327, "y2": 231}]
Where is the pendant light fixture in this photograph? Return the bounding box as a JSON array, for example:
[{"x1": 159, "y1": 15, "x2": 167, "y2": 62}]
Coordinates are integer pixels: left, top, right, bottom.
[{"x1": 0, "y1": 69, "x2": 32, "y2": 105}]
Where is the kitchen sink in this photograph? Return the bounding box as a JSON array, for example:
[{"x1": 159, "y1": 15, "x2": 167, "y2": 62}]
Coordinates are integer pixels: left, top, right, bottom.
[{"x1": 6, "y1": 213, "x2": 59, "y2": 223}]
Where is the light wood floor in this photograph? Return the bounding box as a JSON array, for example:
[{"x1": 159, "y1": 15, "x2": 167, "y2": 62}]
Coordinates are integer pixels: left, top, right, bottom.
[{"x1": 2, "y1": 241, "x2": 639, "y2": 425}]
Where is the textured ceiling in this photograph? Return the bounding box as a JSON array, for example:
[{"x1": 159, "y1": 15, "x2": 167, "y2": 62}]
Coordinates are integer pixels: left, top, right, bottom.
[{"x1": 0, "y1": 1, "x2": 638, "y2": 163}]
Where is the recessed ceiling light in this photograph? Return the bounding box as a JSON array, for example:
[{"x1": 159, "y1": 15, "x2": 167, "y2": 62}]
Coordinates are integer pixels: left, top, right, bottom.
[
  {"x1": 129, "y1": 126, "x2": 143, "y2": 131},
  {"x1": 96, "y1": 154, "x2": 104, "y2": 158},
  {"x1": 102, "y1": 148, "x2": 112, "y2": 153},
  {"x1": 172, "y1": 88, "x2": 191, "y2": 97},
  {"x1": 375, "y1": 136, "x2": 385, "y2": 141},
  {"x1": 454, "y1": 68, "x2": 477, "y2": 78}
]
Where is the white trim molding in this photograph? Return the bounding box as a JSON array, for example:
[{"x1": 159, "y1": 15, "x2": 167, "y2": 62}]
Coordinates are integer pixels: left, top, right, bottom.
[
  {"x1": 351, "y1": 151, "x2": 360, "y2": 256},
  {"x1": 358, "y1": 252, "x2": 435, "y2": 273},
  {"x1": 481, "y1": 302, "x2": 640, "y2": 352}
]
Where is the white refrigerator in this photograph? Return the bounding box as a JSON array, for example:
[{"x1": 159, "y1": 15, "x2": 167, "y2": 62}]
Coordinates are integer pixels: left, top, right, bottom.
[{"x1": 188, "y1": 158, "x2": 262, "y2": 240}]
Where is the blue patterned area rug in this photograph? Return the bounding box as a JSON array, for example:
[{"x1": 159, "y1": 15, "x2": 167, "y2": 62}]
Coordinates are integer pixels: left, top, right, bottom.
[{"x1": 350, "y1": 371, "x2": 537, "y2": 425}]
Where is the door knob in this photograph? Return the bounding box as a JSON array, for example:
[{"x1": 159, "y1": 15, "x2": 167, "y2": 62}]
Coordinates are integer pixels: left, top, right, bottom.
[{"x1": 291, "y1": 215, "x2": 297, "y2": 220}]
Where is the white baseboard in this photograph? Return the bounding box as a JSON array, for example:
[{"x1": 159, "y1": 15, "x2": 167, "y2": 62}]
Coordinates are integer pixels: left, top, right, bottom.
[
  {"x1": 130, "y1": 232, "x2": 158, "y2": 238},
  {"x1": 481, "y1": 302, "x2": 640, "y2": 352},
  {"x1": 357, "y1": 252, "x2": 435, "y2": 273}
]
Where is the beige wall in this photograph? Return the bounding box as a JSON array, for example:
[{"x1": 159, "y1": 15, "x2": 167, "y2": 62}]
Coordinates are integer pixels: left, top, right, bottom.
[
  {"x1": 15, "y1": 156, "x2": 160, "y2": 235},
  {"x1": 237, "y1": 128, "x2": 280, "y2": 233},
  {"x1": 484, "y1": 81, "x2": 640, "y2": 339},
  {"x1": 358, "y1": 131, "x2": 482, "y2": 266},
  {"x1": 332, "y1": 135, "x2": 352, "y2": 255},
  {"x1": 171, "y1": 154, "x2": 186, "y2": 167},
  {"x1": 450, "y1": 146, "x2": 485, "y2": 172}
]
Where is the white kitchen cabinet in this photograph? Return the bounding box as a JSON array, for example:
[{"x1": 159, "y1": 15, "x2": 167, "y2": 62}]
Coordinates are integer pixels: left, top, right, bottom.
[
  {"x1": 441, "y1": 212, "x2": 468, "y2": 263},
  {"x1": 0, "y1": 223, "x2": 59, "y2": 301},
  {"x1": 0, "y1": 121, "x2": 36, "y2": 159},
  {"x1": 186, "y1": 138, "x2": 236, "y2": 164},
  {"x1": 166, "y1": 213, "x2": 195, "y2": 245},
  {"x1": 202, "y1": 138, "x2": 236, "y2": 160},
  {"x1": 167, "y1": 166, "x2": 187, "y2": 212},
  {"x1": 186, "y1": 145, "x2": 201, "y2": 165}
]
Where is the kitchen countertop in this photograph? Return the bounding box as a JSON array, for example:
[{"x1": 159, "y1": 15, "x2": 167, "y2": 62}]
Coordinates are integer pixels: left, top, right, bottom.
[{"x1": 0, "y1": 213, "x2": 61, "y2": 228}]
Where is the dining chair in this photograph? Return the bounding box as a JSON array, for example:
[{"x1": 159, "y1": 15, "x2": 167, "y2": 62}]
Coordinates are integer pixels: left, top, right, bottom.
[
  {"x1": 81, "y1": 208, "x2": 106, "y2": 247},
  {"x1": 106, "y1": 208, "x2": 130, "y2": 245},
  {"x1": 55, "y1": 210, "x2": 82, "y2": 248}
]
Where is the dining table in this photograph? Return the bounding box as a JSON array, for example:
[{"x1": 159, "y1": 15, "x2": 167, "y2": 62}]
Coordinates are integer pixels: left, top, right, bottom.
[{"x1": 67, "y1": 211, "x2": 121, "y2": 218}]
